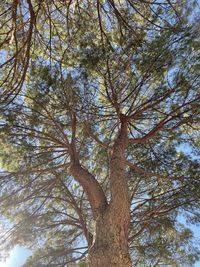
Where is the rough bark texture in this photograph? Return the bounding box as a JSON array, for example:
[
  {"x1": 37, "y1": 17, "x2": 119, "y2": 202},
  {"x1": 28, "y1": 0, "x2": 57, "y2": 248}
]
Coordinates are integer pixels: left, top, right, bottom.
[
  {"x1": 88, "y1": 209, "x2": 131, "y2": 267},
  {"x1": 88, "y1": 118, "x2": 131, "y2": 267},
  {"x1": 68, "y1": 162, "x2": 108, "y2": 218}
]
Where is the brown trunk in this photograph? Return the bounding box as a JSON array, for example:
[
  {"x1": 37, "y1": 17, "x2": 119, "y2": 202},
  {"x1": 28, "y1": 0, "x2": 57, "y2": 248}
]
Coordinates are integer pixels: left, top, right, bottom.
[
  {"x1": 69, "y1": 116, "x2": 131, "y2": 266},
  {"x1": 88, "y1": 118, "x2": 131, "y2": 267},
  {"x1": 88, "y1": 208, "x2": 131, "y2": 267}
]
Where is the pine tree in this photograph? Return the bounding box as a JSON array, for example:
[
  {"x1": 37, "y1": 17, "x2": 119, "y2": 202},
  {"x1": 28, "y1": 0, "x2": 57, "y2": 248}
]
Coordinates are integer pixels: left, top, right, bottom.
[{"x1": 0, "y1": 1, "x2": 200, "y2": 266}]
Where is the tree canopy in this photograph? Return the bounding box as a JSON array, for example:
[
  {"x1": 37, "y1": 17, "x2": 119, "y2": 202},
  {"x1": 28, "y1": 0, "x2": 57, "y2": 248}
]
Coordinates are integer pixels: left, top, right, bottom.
[{"x1": 0, "y1": 1, "x2": 200, "y2": 266}]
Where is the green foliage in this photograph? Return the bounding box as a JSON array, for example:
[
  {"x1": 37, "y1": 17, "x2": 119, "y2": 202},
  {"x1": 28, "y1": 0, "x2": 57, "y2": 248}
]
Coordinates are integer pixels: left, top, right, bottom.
[{"x1": 0, "y1": 0, "x2": 200, "y2": 266}]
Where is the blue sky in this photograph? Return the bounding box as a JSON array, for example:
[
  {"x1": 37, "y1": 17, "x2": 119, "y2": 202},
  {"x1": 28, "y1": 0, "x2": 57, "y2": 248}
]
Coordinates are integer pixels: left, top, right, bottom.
[
  {"x1": 0, "y1": 235, "x2": 200, "y2": 267},
  {"x1": 0, "y1": 246, "x2": 31, "y2": 267},
  {"x1": 0, "y1": 151, "x2": 199, "y2": 267},
  {"x1": 0, "y1": 217, "x2": 200, "y2": 267},
  {"x1": 0, "y1": 1, "x2": 199, "y2": 267}
]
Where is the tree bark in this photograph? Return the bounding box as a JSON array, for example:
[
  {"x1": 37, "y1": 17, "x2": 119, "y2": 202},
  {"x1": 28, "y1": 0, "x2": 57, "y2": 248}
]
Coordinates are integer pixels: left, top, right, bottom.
[
  {"x1": 88, "y1": 117, "x2": 131, "y2": 267},
  {"x1": 68, "y1": 162, "x2": 108, "y2": 218},
  {"x1": 87, "y1": 208, "x2": 131, "y2": 267}
]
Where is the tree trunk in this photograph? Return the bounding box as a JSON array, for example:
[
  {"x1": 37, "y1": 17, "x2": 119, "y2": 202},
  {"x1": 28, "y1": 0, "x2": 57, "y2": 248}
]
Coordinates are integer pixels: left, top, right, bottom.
[
  {"x1": 88, "y1": 118, "x2": 131, "y2": 267},
  {"x1": 88, "y1": 207, "x2": 131, "y2": 267}
]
